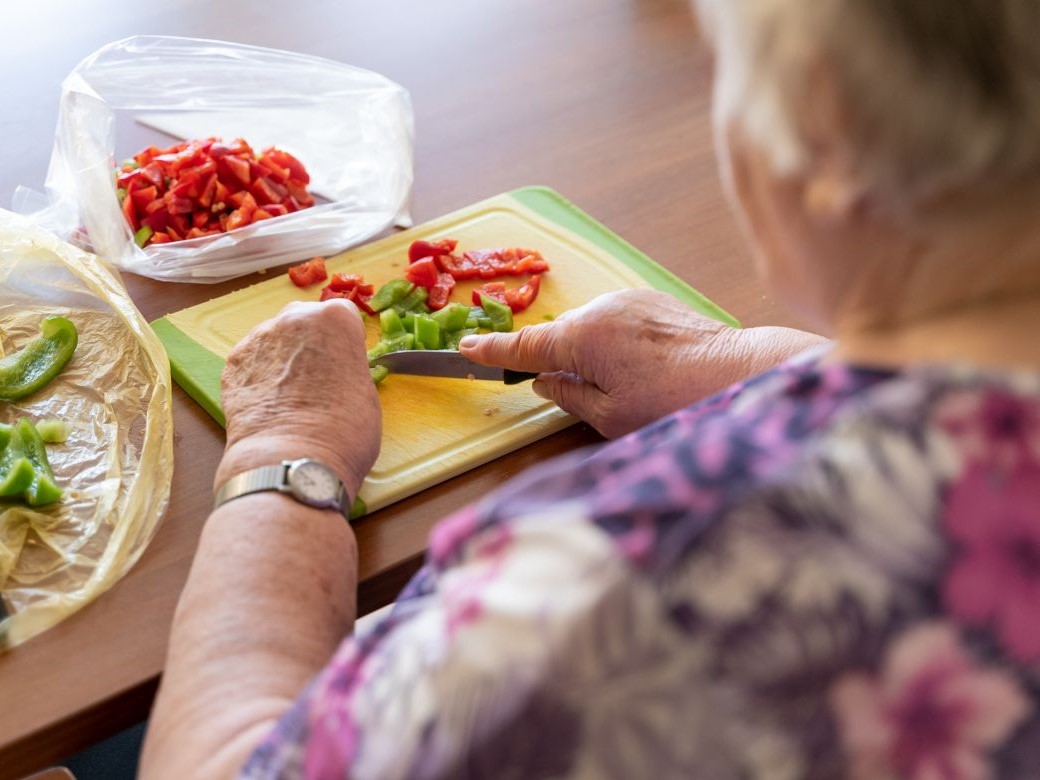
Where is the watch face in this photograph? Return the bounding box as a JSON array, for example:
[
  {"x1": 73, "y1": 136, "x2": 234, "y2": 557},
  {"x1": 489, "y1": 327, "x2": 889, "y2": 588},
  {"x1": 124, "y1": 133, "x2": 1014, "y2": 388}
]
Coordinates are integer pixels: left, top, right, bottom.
[{"x1": 287, "y1": 460, "x2": 341, "y2": 505}]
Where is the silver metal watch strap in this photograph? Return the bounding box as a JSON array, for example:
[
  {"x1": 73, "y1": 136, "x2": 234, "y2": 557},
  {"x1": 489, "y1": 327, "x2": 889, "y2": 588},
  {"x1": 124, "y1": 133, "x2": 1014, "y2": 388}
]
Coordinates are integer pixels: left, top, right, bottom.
[
  {"x1": 214, "y1": 463, "x2": 289, "y2": 509},
  {"x1": 213, "y1": 461, "x2": 350, "y2": 519}
]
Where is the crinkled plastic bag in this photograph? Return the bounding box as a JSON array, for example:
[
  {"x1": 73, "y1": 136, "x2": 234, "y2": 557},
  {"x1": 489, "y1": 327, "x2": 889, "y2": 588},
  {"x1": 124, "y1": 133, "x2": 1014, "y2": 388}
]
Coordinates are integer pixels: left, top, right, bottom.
[
  {"x1": 0, "y1": 210, "x2": 174, "y2": 650},
  {"x1": 19, "y1": 35, "x2": 414, "y2": 282}
]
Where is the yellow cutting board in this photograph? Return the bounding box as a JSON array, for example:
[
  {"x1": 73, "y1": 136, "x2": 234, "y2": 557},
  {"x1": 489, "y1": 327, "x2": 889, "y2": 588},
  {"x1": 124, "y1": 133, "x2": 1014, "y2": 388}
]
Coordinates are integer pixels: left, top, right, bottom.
[{"x1": 152, "y1": 187, "x2": 737, "y2": 514}]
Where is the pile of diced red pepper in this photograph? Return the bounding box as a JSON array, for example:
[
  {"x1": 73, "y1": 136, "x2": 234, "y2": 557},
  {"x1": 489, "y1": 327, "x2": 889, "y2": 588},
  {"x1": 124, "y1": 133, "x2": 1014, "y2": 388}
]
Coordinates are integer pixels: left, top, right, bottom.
[
  {"x1": 289, "y1": 238, "x2": 549, "y2": 314},
  {"x1": 116, "y1": 137, "x2": 314, "y2": 247}
]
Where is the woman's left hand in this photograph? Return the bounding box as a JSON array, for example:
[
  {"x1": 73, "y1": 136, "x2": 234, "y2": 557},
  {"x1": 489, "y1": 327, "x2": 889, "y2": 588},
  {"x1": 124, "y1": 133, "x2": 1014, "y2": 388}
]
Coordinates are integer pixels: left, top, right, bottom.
[{"x1": 216, "y1": 298, "x2": 382, "y2": 498}]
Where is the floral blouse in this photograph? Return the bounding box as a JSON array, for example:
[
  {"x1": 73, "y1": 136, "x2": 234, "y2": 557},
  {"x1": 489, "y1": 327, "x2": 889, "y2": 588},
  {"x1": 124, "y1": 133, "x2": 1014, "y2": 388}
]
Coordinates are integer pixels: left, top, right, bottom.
[{"x1": 242, "y1": 351, "x2": 1040, "y2": 780}]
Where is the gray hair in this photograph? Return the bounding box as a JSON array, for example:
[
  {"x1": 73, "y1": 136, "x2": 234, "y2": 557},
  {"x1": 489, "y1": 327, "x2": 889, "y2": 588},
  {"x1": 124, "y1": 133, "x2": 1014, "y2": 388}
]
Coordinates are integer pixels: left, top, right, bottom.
[{"x1": 695, "y1": 0, "x2": 1040, "y2": 209}]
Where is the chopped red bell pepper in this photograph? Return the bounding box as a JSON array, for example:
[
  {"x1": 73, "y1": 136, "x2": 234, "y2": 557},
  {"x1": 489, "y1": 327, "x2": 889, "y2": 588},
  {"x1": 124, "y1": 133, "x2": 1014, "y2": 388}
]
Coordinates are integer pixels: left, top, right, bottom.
[
  {"x1": 121, "y1": 193, "x2": 139, "y2": 232},
  {"x1": 472, "y1": 274, "x2": 542, "y2": 313},
  {"x1": 130, "y1": 185, "x2": 157, "y2": 210},
  {"x1": 408, "y1": 238, "x2": 459, "y2": 264},
  {"x1": 319, "y1": 284, "x2": 376, "y2": 315},
  {"x1": 115, "y1": 136, "x2": 315, "y2": 248},
  {"x1": 261, "y1": 148, "x2": 310, "y2": 184},
  {"x1": 404, "y1": 256, "x2": 457, "y2": 310},
  {"x1": 328, "y1": 273, "x2": 375, "y2": 296},
  {"x1": 308, "y1": 270, "x2": 377, "y2": 314},
  {"x1": 287, "y1": 257, "x2": 328, "y2": 287},
  {"x1": 404, "y1": 256, "x2": 440, "y2": 289}
]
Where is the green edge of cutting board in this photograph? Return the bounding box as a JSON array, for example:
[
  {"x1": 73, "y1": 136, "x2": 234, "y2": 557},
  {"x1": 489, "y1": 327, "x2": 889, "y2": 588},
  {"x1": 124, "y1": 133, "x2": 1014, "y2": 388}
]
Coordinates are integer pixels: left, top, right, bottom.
[
  {"x1": 151, "y1": 316, "x2": 227, "y2": 427},
  {"x1": 151, "y1": 185, "x2": 740, "y2": 428}
]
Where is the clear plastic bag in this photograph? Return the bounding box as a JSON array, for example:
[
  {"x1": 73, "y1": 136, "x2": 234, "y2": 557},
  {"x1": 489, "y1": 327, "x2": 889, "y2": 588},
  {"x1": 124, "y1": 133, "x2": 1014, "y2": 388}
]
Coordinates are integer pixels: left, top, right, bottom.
[
  {"x1": 18, "y1": 36, "x2": 415, "y2": 282},
  {"x1": 0, "y1": 210, "x2": 174, "y2": 649}
]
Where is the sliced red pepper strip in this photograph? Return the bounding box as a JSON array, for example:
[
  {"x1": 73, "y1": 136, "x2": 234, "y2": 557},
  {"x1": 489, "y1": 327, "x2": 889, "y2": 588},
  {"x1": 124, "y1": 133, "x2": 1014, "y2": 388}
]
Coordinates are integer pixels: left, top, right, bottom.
[
  {"x1": 472, "y1": 282, "x2": 507, "y2": 307},
  {"x1": 472, "y1": 275, "x2": 541, "y2": 313},
  {"x1": 505, "y1": 274, "x2": 541, "y2": 312},
  {"x1": 121, "y1": 193, "x2": 139, "y2": 232},
  {"x1": 440, "y1": 247, "x2": 550, "y2": 280},
  {"x1": 427, "y1": 272, "x2": 456, "y2": 310}
]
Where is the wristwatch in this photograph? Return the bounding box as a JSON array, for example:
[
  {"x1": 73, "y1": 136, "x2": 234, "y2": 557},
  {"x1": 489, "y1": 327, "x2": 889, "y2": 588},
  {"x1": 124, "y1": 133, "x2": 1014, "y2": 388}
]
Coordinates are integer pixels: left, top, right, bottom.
[{"x1": 213, "y1": 458, "x2": 351, "y2": 519}]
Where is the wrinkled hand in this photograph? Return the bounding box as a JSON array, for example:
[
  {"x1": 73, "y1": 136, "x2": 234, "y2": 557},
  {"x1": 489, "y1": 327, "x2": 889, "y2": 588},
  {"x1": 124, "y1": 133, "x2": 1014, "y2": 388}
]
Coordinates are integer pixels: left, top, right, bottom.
[
  {"x1": 460, "y1": 289, "x2": 825, "y2": 438},
  {"x1": 216, "y1": 299, "x2": 381, "y2": 498}
]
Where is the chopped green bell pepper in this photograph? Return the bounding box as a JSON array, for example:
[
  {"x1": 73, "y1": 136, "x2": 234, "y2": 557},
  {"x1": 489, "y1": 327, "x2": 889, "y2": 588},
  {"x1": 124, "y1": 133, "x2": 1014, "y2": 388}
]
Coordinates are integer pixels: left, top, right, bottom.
[
  {"x1": 478, "y1": 295, "x2": 514, "y2": 333},
  {"x1": 413, "y1": 315, "x2": 441, "y2": 350},
  {"x1": 348, "y1": 495, "x2": 367, "y2": 520},
  {"x1": 35, "y1": 419, "x2": 70, "y2": 443},
  {"x1": 379, "y1": 309, "x2": 406, "y2": 338},
  {"x1": 367, "y1": 333, "x2": 416, "y2": 362},
  {"x1": 0, "y1": 317, "x2": 78, "y2": 402},
  {"x1": 467, "y1": 307, "x2": 493, "y2": 330},
  {"x1": 369, "y1": 365, "x2": 390, "y2": 385},
  {"x1": 369, "y1": 279, "x2": 414, "y2": 313},
  {"x1": 393, "y1": 285, "x2": 429, "y2": 315},
  {"x1": 431, "y1": 302, "x2": 469, "y2": 332},
  {"x1": 443, "y1": 327, "x2": 478, "y2": 351},
  {"x1": 134, "y1": 225, "x2": 154, "y2": 248}
]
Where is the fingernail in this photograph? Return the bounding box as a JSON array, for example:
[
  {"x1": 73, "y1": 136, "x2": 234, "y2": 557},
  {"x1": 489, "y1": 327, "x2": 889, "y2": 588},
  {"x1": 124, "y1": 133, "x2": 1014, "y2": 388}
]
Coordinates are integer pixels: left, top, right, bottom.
[
  {"x1": 459, "y1": 336, "x2": 479, "y2": 350},
  {"x1": 532, "y1": 380, "x2": 549, "y2": 399}
]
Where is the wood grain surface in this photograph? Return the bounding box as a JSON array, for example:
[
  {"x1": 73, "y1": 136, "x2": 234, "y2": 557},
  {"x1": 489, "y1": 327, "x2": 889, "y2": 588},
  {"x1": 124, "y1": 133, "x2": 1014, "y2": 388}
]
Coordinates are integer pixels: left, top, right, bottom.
[{"x1": 0, "y1": 0, "x2": 801, "y2": 775}]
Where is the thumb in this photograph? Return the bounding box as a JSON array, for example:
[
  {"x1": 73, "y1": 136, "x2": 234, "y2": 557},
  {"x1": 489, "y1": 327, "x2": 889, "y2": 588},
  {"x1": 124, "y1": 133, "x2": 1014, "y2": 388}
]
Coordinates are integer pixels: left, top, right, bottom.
[
  {"x1": 533, "y1": 372, "x2": 609, "y2": 431},
  {"x1": 459, "y1": 322, "x2": 577, "y2": 374}
]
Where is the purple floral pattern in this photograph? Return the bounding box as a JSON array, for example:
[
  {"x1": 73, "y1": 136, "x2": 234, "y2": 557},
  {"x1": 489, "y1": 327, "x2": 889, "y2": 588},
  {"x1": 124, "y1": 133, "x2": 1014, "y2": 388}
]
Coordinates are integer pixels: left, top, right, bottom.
[
  {"x1": 830, "y1": 622, "x2": 1029, "y2": 780},
  {"x1": 242, "y1": 355, "x2": 1040, "y2": 779}
]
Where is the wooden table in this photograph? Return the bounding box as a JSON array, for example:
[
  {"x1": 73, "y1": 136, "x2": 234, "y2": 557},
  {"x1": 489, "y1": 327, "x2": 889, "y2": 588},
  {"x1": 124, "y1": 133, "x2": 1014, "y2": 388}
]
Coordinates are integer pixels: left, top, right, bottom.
[{"x1": 0, "y1": 1, "x2": 798, "y2": 776}]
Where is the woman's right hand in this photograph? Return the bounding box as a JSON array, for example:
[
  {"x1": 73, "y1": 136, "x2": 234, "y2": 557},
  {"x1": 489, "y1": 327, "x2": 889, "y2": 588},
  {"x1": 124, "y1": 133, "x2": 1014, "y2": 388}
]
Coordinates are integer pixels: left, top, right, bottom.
[{"x1": 460, "y1": 289, "x2": 826, "y2": 438}]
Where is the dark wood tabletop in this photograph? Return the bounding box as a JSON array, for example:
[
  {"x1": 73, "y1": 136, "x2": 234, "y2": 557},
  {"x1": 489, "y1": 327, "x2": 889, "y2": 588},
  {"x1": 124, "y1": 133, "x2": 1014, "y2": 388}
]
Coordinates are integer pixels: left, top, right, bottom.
[{"x1": 0, "y1": 0, "x2": 799, "y2": 776}]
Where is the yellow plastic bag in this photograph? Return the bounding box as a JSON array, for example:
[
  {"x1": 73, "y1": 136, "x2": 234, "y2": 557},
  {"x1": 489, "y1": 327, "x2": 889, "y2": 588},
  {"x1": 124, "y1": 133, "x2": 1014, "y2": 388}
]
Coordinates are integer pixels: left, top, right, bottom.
[{"x1": 0, "y1": 211, "x2": 173, "y2": 650}]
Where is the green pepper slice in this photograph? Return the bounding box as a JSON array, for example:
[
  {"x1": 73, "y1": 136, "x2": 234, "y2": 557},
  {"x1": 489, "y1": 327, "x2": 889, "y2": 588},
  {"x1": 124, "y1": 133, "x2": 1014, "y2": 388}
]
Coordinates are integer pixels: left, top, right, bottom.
[
  {"x1": 0, "y1": 424, "x2": 35, "y2": 497},
  {"x1": 478, "y1": 295, "x2": 514, "y2": 333},
  {"x1": 0, "y1": 317, "x2": 78, "y2": 401},
  {"x1": 16, "y1": 418, "x2": 62, "y2": 506}
]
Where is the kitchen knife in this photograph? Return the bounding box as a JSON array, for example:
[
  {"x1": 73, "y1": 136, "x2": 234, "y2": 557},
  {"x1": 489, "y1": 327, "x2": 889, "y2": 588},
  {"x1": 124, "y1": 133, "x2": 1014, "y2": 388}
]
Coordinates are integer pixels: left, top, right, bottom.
[{"x1": 371, "y1": 350, "x2": 537, "y2": 384}]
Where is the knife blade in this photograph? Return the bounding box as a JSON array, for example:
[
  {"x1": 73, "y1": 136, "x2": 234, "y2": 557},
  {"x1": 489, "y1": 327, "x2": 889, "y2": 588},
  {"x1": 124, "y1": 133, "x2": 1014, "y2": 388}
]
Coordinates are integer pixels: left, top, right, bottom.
[{"x1": 371, "y1": 350, "x2": 537, "y2": 385}]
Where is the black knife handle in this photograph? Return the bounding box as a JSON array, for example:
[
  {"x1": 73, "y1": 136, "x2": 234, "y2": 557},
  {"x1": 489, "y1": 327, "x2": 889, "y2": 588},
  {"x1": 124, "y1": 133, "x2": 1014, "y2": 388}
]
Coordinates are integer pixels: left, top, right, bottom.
[{"x1": 504, "y1": 370, "x2": 538, "y2": 385}]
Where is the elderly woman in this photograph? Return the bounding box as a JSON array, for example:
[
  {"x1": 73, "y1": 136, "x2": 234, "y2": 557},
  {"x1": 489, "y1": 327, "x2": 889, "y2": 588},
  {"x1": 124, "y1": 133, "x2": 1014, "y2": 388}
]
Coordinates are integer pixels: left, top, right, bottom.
[{"x1": 142, "y1": 1, "x2": 1040, "y2": 778}]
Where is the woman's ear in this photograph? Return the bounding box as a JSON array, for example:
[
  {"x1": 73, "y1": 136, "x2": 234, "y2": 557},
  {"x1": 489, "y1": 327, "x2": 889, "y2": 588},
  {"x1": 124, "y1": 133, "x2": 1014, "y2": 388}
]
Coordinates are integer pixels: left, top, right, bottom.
[
  {"x1": 804, "y1": 168, "x2": 864, "y2": 222},
  {"x1": 799, "y1": 58, "x2": 866, "y2": 223}
]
